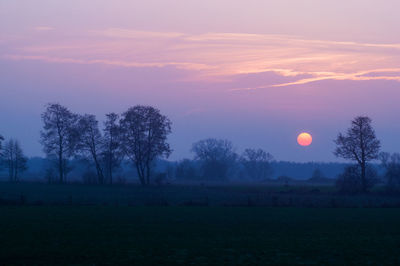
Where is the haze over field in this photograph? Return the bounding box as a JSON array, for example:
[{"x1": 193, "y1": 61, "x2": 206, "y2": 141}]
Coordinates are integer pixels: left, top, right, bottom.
[{"x1": 1, "y1": 0, "x2": 400, "y2": 161}]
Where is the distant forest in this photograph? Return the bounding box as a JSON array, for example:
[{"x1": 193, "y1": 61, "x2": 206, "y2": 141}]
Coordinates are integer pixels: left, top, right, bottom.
[{"x1": 0, "y1": 157, "x2": 349, "y2": 182}]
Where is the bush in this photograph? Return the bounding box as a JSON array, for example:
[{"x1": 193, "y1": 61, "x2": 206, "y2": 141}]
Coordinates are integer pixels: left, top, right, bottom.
[
  {"x1": 153, "y1": 172, "x2": 168, "y2": 185},
  {"x1": 336, "y1": 165, "x2": 378, "y2": 194},
  {"x1": 309, "y1": 169, "x2": 325, "y2": 182},
  {"x1": 175, "y1": 159, "x2": 199, "y2": 180},
  {"x1": 82, "y1": 171, "x2": 98, "y2": 185},
  {"x1": 114, "y1": 175, "x2": 127, "y2": 185},
  {"x1": 45, "y1": 168, "x2": 56, "y2": 184},
  {"x1": 277, "y1": 175, "x2": 292, "y2": 186},
  {"x1": 380, "y1": 153, "x2": 400, "y2": 193},
  {"x1": 384, "y1": 164, "x2": 400, "y2": 192}
]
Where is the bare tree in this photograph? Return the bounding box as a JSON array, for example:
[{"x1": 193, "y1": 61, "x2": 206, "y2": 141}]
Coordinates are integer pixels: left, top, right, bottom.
[
  {"x1": 334, "y1": 116, "x2": 380, "y2": 192},
  {"x1": 40, "y1": 103, "x2": 78, "y2": 183},
  {"x1": 120, "y1": 106, "x2": 172, "y2": 185},
  {"x1": 191, "y1": 139, "x2": 237, "y2": 181},
  {"x1": 3, "y1": 139, "x2": 28, "y2": 182},
  {"x1": 102, "y1": 113, "x2": 123, "y2": 185},
  {"x1": 77, "y1": 114, "x2": 105, "y2": 184},
  {"x1": 241, "y1": 148, "x2": 274, "y2": 181},
  {"x1": 3, "y1": 140, "x2": 15, "y2": 181}
]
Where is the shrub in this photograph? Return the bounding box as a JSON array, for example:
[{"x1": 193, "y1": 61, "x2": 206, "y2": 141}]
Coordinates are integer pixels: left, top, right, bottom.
[
  {"x1": 336, "y1": 165, "x2": 378, "y2": 194},
  {"x1": 175, "y1": 159, "x2": 199, "y2": 180},
  {"x1": 154, "y1": 172, "x2": 168, "y2": 185},
  {"x1": 277, "y1": 175, "x2": 292, "y2": 187},
  {"x1": 380, "y1": 152, "x2": 400, "y2": 193},
  {"x1": 82, "y1": 171, "x2": 98, "y2": 185}
]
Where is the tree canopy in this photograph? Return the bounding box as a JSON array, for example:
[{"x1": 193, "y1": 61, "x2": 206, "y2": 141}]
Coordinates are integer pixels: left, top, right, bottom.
[
  {"x1": 40, "y1": 103, "x2": 79, "y2": 183},
  {"x1": 334, "y1": 116, "x2": 380, "y2": 192},
  {"x1": 120, "y1": 105, "x2": 172, "y2": 185},
  {"x1": 192, "y1": 138, "x2": 237, "y2": 180}
]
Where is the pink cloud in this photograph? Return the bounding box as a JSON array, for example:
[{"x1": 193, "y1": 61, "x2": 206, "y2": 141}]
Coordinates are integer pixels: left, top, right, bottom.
[{"x1": 3, "y1": 28, "x2": 400, "y2": 88}]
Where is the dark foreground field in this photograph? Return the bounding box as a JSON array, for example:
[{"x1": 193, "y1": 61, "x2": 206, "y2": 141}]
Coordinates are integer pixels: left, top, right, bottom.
[
  {"x1": 1, "y1": 206, "x2": 400, "y2": 265},
  {"x1": 1, "y1": 183, "x2": 400, "y2": 265},
  {"x1": 1, "y1": 182, "x2": 400, "y2": 208}
]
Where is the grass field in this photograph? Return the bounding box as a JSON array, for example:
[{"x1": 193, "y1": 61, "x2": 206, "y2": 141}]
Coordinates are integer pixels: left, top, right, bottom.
[
  {"x1": 1, "y1": 182, "x2": 400, "y2": 208},
  {"x1": 1, "y1": 183, "x2": 400, "y2": 265},
  {"x1": 1, "y1": 206, "x2": 400, "y2": 265}
]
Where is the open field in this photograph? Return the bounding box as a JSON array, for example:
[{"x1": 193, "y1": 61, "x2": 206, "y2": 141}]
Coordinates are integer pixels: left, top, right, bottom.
[
  {"x1": 1, "y1": 206, "x2": 400, "y2": 265},
  {"x1": 0, "y1": 182, "x2": 400, "y2": 208},
  {"x1": 1, "y1": 183, "x2": 400, "y2": 264}
]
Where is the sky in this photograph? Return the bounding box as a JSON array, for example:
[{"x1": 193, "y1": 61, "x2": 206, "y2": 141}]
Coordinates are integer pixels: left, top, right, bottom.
[{"x1": 1, "y1": 0, "x2": 400, "y2": 162}]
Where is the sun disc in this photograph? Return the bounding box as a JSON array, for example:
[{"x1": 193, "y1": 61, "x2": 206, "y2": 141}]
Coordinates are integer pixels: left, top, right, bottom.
[{"x1": 297, "y1": 132, "x2": 312, "y2": 146}]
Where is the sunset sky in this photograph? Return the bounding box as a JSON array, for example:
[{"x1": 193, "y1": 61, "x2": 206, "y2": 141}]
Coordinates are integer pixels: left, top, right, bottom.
[{"x1": 1, "y1": 0, "x2": 400, "y2": 161}]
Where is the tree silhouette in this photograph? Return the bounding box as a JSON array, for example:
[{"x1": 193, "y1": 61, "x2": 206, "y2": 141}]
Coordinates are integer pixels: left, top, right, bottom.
[
  {"x1": 191, "y1": 139, "x2": 237, "y2": 181},
  {"x1": 2, "y1": 139, "x2": 28, "y2": 182},
  {"x1": 102, "y1": 113, "x2": 123, "y2": 185},
  {"x1": 77, "y1": 114, "x2": 105, "y2": 184},
  {"x1": 120, "y1": 106, "x2": 172, "y2": 185},
  {"x1": 40, "y1": 103, "x2": 78, "y2": 183},
  {"x1": 241, "y1": 148, "x2": 274, "y2": 180},
  {"x1": 334, "y1": 116, "x2": 380, "y2": 192}
]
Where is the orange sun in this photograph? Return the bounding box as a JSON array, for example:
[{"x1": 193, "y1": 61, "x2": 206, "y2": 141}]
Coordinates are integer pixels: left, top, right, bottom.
[{"x1": 297, "y1": 132, "x2": 312, "y2": 146}]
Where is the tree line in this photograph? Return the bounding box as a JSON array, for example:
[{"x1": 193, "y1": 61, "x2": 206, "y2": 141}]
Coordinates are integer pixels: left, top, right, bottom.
[
  {"x1": 38, "y1": 103, "x2": 276, "y2": 185},
  {"x1": 40, "y1": 103, "x2": 171, "y2": 186},
  {"x1": 2, "y1": 106, "x2": 400, "y2": 193},
  {"x1": 0, "y1": 135, "x2": 28, "y2": 182},
  {"x1": 175, "y1": 139, "x2": 274, "y2": 182},
  {"x1": 176, "y1": 115, "x2": 399, "y2": 194}
]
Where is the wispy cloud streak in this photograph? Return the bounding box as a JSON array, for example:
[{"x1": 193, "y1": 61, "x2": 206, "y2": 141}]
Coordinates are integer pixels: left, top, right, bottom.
[
  {"x1": 3, "y1": 28, "x2": 400, "y2": 88},
  {"x1": 33, "y1": 26, "x2": 54, "y2": 31}
]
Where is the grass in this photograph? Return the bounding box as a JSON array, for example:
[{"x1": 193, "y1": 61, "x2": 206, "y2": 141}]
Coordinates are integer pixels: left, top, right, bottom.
[
  {"x1": 0, "y1": 182, "x2": 400, "y2": 208},
  {"x1": 1, "y1": 206, "x2": 400, "y2": 265}
]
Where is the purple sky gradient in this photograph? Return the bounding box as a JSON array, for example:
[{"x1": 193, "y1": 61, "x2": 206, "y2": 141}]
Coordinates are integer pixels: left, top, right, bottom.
[{"x1": 1, "y1": 1, "x2": 400, "y2": 161}]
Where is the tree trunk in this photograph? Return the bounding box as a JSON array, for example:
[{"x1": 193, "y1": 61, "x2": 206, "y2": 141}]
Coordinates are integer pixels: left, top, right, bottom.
[
  {"x1": 92, "y1": 153, "x2": 104, "y2": 185},
  {"x1": 14, "y1": 158, "x2": 18, "y2": 183},
  {"x1": 361, "y1": 161, "x2": 366, "y2": 192},
  {"x1": 59, "y1": 153, "x2": 63, "y2": 183},
  {"x1": 95, "y1": 161, "x2": 104, "y2": 185},
  {"x1": 145, "y1": 162, "x2": 151, "y2": 185},
  {"x1": 108, "y1": 157, "x2": 113, "y2": 185},
  {"x1": 9, "y1": 161, "x2": 14, "y2": 182},
  {"x1": 135, "y1": 162, "x2": 146, "y2": 186}
]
